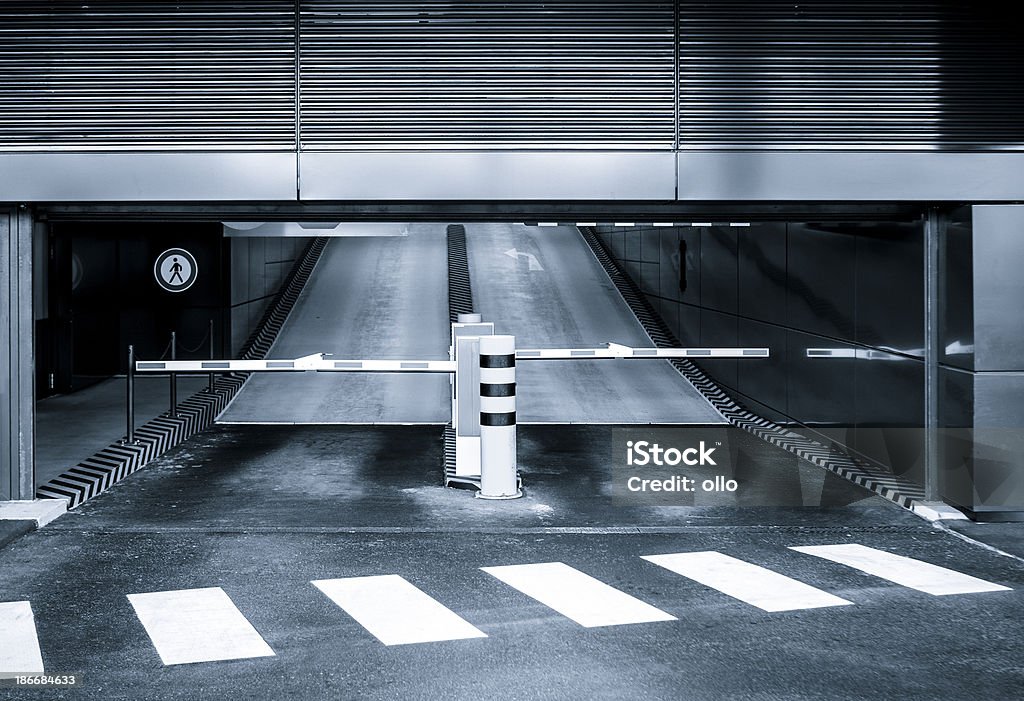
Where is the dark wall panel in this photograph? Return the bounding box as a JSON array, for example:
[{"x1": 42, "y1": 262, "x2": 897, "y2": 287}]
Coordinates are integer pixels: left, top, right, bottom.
[
  {"x1": 656, "y1": 229, "x2": 682, "y2": 303},
  {"x1": 786, "y1": 224, "x2": 857, "y2": 342},
  {"x1": 854, "y1": 224, "x2": 924, "y2": 354},
  {"x1": 597, "y1": 215, "x2": 927, "y2": 483},
  {"x1": 786, "y1": 330, "x2": 857, "y2": 426},
  {"x1": 738, "y1": 224, "x2": 787, "y2": 327},
  {"x1": 737, "y1": 318, "x2": 787, "y2": 417},
  {"x1": 699, "y1": 227, "x2": 738, "y2": 315},
  {"x1": 49, "y1": 222, "x2": 227, "y2": 388},
  {"x1": 699, "y1": 307, "x2": 738, "y2": 389}
]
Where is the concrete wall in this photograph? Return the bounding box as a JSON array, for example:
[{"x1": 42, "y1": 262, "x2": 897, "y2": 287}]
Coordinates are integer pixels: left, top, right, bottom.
[
  {"x1": 229, "y1": 237, "x2": 310, "y2": 354},
  {"x1": 595, "y1": 221, "x2": 927, "y2": 486}
]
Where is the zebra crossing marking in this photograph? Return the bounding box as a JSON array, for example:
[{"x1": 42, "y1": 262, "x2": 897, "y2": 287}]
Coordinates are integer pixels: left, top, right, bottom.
[
  {"x1": 481, "y1": 562, "x2": 676, "y2": 628},
  {"x1": 312, "y1": 575, "x2": 487, "y2": 646},
  {"x1": 641, "y1": 551, "x2": 853, "y2": 612},
  {"x1": 790, "y1": 544, "x2": 1012, "y2": 596},
  {"x1": 127, "y1": 587, "x2": 275, "y2": 665},
  {"x1": 0, "y1": 601, "x2": 45, "y2": 677},
  {"x1": 14, "y1": 545, "x2": 1015, "y2": 669}
]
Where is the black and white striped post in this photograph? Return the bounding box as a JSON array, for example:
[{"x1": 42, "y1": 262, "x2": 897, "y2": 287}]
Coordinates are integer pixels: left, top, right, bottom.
[{"x1": 478, "y1": 334, "x2": 522, "y2": 499}]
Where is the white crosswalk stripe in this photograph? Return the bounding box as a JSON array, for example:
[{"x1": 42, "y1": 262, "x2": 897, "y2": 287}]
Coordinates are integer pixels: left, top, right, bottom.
[
  {"x1": 13, "y1": 544, "x2": 1013, "y2": 668},
  {"x1": 0, "y1": 601, "x2": 45, "y2": 677},
  {"x1": 312, "y1": 575, "x2": 487, "y2": 646},
  {"x1": 481, "y1": 561, "x2": 676, "y2": 628},
  {"x1": 641, "y1": 551, "x2": 854, "y2": 612},
  {"x1": 790, "y1": 544, "x2": 1012, "y2": 596},
  {"x1": 127, "y1": 587, "x2": 276, "y2": 665}
]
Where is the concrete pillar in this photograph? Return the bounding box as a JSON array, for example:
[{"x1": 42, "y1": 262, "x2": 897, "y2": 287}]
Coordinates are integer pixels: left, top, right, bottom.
[
  {"x1": 478, "y1": 334, "x2": 521, "y2": 499},
  {"x1": 939, "y1": 205, "x2": 1024, "y2": 520},
  {"x1": 0, "y1": 206, "x2": 35, "y2": 501}
]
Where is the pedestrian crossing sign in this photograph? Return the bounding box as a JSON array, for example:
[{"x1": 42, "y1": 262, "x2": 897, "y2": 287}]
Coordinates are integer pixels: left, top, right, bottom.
[{"x1": 154, "y1": 248, "x2": 198, "y2": 293}]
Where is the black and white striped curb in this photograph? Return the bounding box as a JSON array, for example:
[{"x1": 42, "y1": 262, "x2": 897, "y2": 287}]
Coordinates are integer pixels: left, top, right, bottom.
[
  {"x1": 443, "y1": 223, "x2": 477, "y2": 489},
  {"x1": 446, "y1": 224, "x2": 474, "y2": 323},
  {"x1": 36, "y1": 237, "x2": 330, "y2": 508},
  {"x1": 577, "y1": 227, "x2": 926, "y2": 511}
]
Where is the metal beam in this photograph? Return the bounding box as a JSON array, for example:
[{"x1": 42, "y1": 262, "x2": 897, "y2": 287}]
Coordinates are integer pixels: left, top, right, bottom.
[
  {"x1": 0, "y1": 206, "x2": 35, "y2": 501},
  {"x1": 36, "y1": 202, "x2": 923, "y2": 223}
]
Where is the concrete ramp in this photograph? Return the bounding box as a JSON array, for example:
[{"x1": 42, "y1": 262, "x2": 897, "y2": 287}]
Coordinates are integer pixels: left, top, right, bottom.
[
  {"x1": 219, "y1": 225, "x2": 450, "y2": 423},
  {"x1": 465, "y1": 224, "x2": 725, "y2": 424},
  {"x1": 221, "y1": 223, "x2": 724, "y2": 425}
]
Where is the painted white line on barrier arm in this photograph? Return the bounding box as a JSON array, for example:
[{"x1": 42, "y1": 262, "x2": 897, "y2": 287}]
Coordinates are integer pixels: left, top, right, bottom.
[
  {"x1": 312, "y1": 575, "x2": 487, "y2": 646},
  {"x1": 0, "y1": 601, "x2": 45, "y2": 677},
  {"x1": 481, "y1": 562, "x2": 676, "y2": 628},
  {"x1": 790, "y1": 544, "x2": 1012, "y2": 596},
  {"x1": 127, "y1": 587, "x2": 275, "y2": 665},
  {"x1": 641, "y1": 552, "x2": 853, "y2": 612}
]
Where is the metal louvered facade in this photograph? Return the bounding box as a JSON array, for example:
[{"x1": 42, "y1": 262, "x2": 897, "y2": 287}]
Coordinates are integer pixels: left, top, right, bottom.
[
  {"x1": 0, "y1": 2, "x2": 1022, "y2": 156},
  {"x1": 298, "y1": 1, "x2": 677, "y2": 149},
  {"x1": 0, "y1": 1, "x2": 296, "y2": 150},
  {"x1": 677, "y1": 1, "x2": 1024, "y2": 149}
]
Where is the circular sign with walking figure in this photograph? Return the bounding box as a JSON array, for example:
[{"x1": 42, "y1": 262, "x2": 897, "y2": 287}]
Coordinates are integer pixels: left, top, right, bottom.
[{"x1": 154, "y1": 248, "x2": 198, "y2": 293}]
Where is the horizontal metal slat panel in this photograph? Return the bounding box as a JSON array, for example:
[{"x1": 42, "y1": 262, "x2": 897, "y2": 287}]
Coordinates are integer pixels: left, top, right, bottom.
[
  {"x1": 677, "y1": 1, "x2": 1024, "y2": 149},
  {"x1": 299, "y1": 1, "x2": 676, "y2": 149},
  {"x1": 0, "y1": 1, "x2": 296, "y2": 150}
]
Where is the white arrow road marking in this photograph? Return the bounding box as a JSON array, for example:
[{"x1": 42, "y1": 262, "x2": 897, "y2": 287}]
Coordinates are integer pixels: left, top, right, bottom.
[
  {"x1": 313, "y1": 575, "x2": 487, "y2": 646},
  {"x1": 0, "y1": 601, "x2": 45, "y2": 677},
  {"x1": 790, "y1": 544, "x2": 1012, "y2": 596},
  {"x1": 127, "y1": 587, "x2": 275, "y2": 665},
  {"x1": 642, "y1": 552, "x2": 853, "y2": 612},
  {"x1": 481, "y1": 562, "x2": 676, "y2": 628},
  {"x1": 503, "y1": 248, "x2": 544, "y2": 271}
]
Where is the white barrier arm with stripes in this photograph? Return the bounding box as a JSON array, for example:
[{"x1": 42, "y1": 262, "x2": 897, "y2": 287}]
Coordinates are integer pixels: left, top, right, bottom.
[
  {"x1": 137, "y1": 353, "x2": 457, "y2": 374},
  {"x1": 517, "y1": 343, "x2": 769, "y2": 360},
  {"x1": 136, "y1": 345, "x2": 768, "y2": 375}
]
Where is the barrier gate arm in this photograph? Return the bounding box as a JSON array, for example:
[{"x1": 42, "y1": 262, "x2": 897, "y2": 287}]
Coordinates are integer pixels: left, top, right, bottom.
[
  {"x1": 135, "y1": 345, "x2": 768, "y2": 374},
  {"x1": 516, "y1": 343, "x2": 769, "y2": 360},
  {"x1": 136, "y1": 353, "x2": 457, "y2": 373}
]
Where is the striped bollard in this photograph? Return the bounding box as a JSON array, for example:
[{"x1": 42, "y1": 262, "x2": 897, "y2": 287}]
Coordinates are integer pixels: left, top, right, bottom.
[{"x1": 478, "y1": 334, "x2": 522, "y2": 499}]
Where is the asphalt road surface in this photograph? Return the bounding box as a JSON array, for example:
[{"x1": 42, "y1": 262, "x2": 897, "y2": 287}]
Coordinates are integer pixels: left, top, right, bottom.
[{"x1": 1, "y1": 425, "x2": 1021, "y2": 700}]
